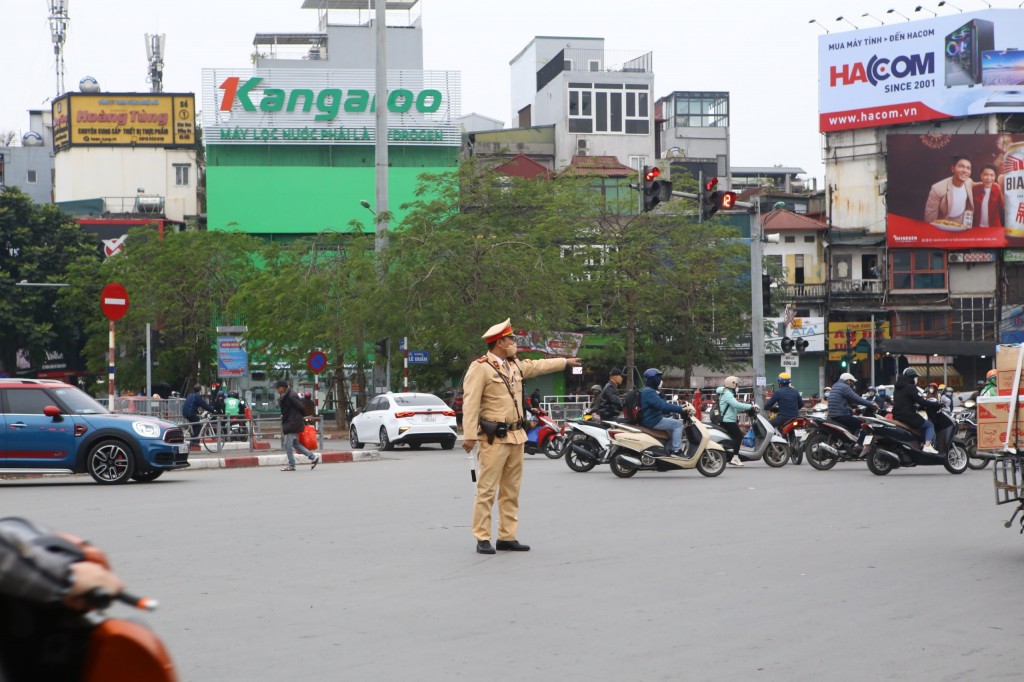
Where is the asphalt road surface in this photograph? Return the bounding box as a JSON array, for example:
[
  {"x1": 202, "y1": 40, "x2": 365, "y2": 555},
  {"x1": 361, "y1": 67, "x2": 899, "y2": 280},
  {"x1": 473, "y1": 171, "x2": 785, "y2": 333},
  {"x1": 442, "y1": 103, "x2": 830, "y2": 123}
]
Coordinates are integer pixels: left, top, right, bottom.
[{"x1": 3, "y1": 452, "x2": 1023, "y2": 681}]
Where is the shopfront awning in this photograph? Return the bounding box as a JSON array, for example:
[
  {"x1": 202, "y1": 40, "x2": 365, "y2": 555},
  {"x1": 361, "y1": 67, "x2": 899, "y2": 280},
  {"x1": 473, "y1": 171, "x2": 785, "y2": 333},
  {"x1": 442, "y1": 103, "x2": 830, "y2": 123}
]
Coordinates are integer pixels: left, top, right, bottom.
[
  {"x1": 875, "y1": 338, "x2": 995, "y2": 357},
  {"x1": 910, "y1": 365, "x2": 962, "y2": 385}
]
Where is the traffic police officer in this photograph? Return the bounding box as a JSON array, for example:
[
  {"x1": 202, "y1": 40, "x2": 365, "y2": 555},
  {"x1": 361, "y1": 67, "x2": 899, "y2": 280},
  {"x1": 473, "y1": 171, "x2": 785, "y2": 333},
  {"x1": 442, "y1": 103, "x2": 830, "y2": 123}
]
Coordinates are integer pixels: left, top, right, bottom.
[{"x1": 462, "y1": 318, "x2": 581, "y2": 554}]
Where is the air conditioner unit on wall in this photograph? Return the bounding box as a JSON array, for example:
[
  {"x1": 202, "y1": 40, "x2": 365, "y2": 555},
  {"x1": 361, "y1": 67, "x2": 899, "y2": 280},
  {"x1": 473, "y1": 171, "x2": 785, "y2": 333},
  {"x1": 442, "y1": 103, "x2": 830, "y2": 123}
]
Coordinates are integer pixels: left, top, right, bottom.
[{"x1": 577, "y1": 139, "x2": 588, "y2": 156}]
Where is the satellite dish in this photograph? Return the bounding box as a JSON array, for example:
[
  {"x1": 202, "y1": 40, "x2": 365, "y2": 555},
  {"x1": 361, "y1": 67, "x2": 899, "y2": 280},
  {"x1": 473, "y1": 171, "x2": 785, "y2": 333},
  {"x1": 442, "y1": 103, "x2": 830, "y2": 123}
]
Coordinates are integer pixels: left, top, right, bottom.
[
  {"x1": 79, "y1": 76, "x2": 100, "y2": 92},
  {"x1": 21, "y1": 132, "x2": 44, "y2": 146}
]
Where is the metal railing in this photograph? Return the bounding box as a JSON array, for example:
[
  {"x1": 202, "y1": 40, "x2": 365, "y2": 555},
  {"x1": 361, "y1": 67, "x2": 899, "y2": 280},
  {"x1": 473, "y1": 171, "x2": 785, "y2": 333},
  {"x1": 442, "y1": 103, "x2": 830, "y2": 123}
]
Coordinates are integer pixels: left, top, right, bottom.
[
  {"x1": 776, "y1": 283, "x2": 827, "y2": 299},
  {"x1": 830, "y1": 279, "x2": 883, "y2": 295}
]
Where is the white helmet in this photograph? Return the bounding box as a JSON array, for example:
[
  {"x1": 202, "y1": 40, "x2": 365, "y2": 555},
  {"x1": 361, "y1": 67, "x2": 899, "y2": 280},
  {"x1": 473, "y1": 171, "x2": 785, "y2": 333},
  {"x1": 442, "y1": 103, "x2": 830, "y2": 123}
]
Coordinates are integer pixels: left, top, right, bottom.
[
  {"x1": 839, "y1": 373, "x2": 856, "y2": 383},
  {"x1": 724, "y1": 376, "x2": 740, "y2": 389}
]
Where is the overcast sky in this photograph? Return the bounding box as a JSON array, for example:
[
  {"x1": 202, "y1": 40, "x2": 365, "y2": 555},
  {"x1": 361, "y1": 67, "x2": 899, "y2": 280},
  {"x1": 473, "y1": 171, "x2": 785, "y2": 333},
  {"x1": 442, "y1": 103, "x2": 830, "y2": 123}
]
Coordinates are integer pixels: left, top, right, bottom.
[{"x1": 2, "y1": 0, "x2": 1013, "y2": 184}]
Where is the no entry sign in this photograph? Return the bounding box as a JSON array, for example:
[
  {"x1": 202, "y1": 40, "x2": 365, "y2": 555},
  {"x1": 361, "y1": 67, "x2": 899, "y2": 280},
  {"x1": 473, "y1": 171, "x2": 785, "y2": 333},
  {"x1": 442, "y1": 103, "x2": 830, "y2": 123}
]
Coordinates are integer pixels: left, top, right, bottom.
[{"x1": 100, "y1": 282, "x2": 129, "y2": 321}]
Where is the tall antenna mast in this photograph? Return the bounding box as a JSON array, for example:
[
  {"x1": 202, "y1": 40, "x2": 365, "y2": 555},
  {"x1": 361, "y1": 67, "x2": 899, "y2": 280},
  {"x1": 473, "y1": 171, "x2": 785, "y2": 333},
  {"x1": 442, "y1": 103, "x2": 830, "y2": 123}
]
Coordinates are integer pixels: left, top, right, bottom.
[
  {"x1": 145, "y1": 33, "x2": 166, "y2": 93},
  {"x1": 48, "y1": 0, "x2": 70, "y2": 96}
]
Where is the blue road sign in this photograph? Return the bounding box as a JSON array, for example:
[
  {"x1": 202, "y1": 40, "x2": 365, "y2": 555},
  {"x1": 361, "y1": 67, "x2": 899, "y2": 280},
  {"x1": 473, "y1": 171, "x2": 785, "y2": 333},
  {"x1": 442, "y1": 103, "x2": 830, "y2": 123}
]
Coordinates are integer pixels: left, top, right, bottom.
[{"x1": 407, "y1": 351, "x2": 430, "y2": 364}]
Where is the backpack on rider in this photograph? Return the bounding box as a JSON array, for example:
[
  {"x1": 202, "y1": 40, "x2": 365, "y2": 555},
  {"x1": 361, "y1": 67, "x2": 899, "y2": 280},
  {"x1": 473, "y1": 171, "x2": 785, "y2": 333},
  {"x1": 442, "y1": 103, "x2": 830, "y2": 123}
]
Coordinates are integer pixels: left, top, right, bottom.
[{"x1": 621, "y1": 388, "x2": 642, "y2": 424}]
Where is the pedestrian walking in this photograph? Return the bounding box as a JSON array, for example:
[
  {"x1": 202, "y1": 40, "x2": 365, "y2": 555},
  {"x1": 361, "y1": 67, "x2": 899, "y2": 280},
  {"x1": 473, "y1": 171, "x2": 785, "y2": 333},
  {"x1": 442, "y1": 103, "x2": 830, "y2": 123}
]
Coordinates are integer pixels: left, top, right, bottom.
[
  {"x1": 276, "y1": 379, "x2": 320, "y2": 471},
  {"x1": 462, "y1": 318, "x2": 581, "y2": 554},
  {"x1": 182, "y1": 385, "x2": 215, "y2": 448}
]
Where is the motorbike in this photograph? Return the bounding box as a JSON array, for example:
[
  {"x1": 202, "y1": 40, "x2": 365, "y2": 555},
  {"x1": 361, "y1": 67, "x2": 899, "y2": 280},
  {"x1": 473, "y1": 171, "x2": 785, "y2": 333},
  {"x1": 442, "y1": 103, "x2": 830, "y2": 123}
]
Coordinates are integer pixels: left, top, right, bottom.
[
  {"x1": 707, "y1": 409, "x2": 790, "y2": 467},
  {"x1": 955, "y1": 398, "x2": 986, "y2": 470},
  {"x1": 802, "y1": 405, "x2": 875, "y2": 471},
  {"x1": 560, "y1": 413, "x2": 615, "y2": 472},
  {"x1": 0, "y1": 520, "x2": 177, "y2": 682},
  {"x1": 993, "y1": 455, "x2": 1024, "y2": 537},
  {"x1": 777, "y1": 415, "x2": 812, "y2": 465},
  {"x1": 605, "y1": 406, "x2": 727, "y2": 478},
  {"x1": 524, "y1": 409, "x2": 562, "y2": 459},
  {"x1": 861, "y1": 401, "x2": 969, "y2": 476}
]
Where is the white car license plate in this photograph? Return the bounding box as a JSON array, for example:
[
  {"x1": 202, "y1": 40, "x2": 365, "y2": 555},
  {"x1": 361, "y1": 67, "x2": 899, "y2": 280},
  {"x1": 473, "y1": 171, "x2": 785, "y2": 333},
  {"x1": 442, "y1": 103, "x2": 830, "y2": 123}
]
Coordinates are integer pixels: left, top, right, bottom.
[
  {"x1": 177, "y1": 444, "x2": 189, "y2": 454},
  {"x1": 862, "y1": 435, "x2": 873, "y2": 445},
  {"x1": 795, "y1": 429, "x2": 807, "y2": 439},
  {"x1": 422, "y1": 414, "x2": 436, "y2": 422}
]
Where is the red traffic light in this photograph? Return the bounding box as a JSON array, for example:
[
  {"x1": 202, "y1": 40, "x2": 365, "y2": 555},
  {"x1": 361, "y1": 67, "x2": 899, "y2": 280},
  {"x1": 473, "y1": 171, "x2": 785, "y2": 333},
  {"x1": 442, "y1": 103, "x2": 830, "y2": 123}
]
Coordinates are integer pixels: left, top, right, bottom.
[
  {"x1": 719, "y1": 191, "x2": 738, "y2": 209},
  {"x1": 644, "y1": 166, "x2": 661, "y2": 182},
  {"x1": 704, "y1": 176, "x2": 719, "y2": 192}
]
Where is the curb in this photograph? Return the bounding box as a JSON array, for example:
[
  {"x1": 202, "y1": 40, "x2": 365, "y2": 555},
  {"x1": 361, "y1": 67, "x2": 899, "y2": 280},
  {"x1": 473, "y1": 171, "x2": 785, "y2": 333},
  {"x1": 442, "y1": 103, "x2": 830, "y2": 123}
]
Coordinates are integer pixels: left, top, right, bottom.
[{"x1": 187, "y1": 449, "x2": 381, "y2": 470}]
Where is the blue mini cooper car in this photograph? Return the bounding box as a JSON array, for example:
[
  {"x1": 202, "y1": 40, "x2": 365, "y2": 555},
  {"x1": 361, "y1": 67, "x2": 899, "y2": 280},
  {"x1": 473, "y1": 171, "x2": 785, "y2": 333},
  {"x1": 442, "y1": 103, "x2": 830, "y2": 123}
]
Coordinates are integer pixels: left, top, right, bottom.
[{"x1": 0, "y1": 379, "x2": 188, "y2": 484}]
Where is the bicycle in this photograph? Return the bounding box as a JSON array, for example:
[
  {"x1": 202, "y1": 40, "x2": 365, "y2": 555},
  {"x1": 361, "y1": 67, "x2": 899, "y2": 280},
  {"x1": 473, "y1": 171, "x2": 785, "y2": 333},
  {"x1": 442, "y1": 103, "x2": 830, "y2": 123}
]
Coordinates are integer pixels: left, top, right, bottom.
[{"x1": 197, "y1": 412, "x2": 227, "y2": 453}]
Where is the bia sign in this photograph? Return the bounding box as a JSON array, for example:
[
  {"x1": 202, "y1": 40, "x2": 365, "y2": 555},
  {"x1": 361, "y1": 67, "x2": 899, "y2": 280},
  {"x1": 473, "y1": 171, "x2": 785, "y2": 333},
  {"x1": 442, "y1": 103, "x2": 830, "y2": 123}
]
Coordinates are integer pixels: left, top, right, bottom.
[{"x1": 218, "y1": 77, "x2": 443, "y2": 121}]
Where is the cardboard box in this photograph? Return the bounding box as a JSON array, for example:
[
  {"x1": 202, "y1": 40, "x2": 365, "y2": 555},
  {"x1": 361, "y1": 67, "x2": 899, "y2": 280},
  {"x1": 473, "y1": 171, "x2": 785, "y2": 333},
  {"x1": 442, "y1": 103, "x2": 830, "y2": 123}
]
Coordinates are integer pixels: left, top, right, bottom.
[
  {"x1": 976, "y1": 396, "x2": 1024, "y2": 449},
  {"x1": 995, "y1": 345, "x2": 1024, "y2": 396}
]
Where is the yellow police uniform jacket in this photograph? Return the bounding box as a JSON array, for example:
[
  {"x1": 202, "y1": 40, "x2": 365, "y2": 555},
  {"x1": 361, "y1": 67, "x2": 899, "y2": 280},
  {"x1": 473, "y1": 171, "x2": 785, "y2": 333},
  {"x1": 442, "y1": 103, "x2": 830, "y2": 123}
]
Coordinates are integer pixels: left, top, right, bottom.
[{"x1": 462, "y1": 354, "x2": 568, "y2": 446}]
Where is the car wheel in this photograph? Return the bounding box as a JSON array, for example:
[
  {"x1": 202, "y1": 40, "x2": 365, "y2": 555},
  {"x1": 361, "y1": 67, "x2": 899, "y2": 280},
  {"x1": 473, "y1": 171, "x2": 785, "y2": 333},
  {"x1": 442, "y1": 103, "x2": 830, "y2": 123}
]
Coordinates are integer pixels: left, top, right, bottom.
[
  {"x1": 87, "y1": 439, "x2": 135, "y2": 484},
  {"x1": 441, "y1": 437, "x2": 456, "y2": 450},
  {"x1": 379, "y1": 426, "x2": 394, "y2": 451},
  {"x1": 131, "y1": 470, "x2": 164, "y2": 483},
  {"x1": 349, "y1": 426, "x2": 363, "y2": 450}
]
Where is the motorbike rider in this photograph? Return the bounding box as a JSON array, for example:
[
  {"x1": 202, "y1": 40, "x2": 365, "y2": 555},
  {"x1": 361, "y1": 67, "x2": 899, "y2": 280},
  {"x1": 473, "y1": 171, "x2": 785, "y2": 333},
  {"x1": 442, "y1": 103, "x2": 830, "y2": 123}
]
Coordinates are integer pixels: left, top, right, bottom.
[
  {"x1": 828, "y1": 373, "x2": 876, "y2": 442},
  {"x1": 938, "y1": 385, "x2": 954, "y2": 415},
  {"x1": 893, "y1": 367, "x2": 939, "y2": 454},
  {"x1": 596, "y1": 368, "x2": 625, "y2": 421},
  {"x1": 925, "y1": 382, "x2": 940, "y2": 402},
  {"x1": 763, "y1": 372, "x2": 804, "y2": 429},
  {"x1": 638, "y1": 368, "x2": 688, "y2": 455},
  {"x1": 873, "y1": 386, "x2": 894, "y2": 414},
  {"x1": 720, "y1": 376, "x2": 756, "y2": 467},
  {"x1": 979, "y1": 369, "x2": 998, "y2": 397},
  {"x1": 586, "y1": 385, "x2": 603, "y2": 416}
]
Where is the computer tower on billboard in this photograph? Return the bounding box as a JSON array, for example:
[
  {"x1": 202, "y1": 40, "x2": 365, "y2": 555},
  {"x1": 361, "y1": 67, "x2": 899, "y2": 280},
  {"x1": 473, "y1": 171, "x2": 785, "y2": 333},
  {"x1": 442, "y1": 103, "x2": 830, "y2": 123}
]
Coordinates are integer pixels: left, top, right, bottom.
[{"x1": 945, "y1": 19, "x2": 995, "y2": 87}]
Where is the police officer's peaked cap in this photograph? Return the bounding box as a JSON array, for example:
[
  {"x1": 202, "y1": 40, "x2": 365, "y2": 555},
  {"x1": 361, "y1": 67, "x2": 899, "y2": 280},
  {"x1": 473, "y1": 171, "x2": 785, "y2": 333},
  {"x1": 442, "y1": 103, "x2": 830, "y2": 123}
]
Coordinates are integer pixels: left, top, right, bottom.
[{"x1": 483, "y1": 318, "x2": 514, "y2": 343}]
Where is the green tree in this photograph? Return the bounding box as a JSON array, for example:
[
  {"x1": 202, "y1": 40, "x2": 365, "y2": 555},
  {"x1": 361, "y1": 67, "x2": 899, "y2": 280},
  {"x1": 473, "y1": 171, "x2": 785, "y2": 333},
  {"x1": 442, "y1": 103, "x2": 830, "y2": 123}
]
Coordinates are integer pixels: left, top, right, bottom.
[
  {"x1": 71, "y1": 227, "x2": 263, "y2": 393},
  {"x1": 0, "y1": 187, "x2": 100, "y2": 375},
  {"x1": 566, "y1": 192, "x2": 752, "y2": 387},
  {"x1": 229, "y1": 231, "x2": 379, "y2": 425},
  {"x1": 377, "y1": 161, "x2": 594, "y2": 385}
]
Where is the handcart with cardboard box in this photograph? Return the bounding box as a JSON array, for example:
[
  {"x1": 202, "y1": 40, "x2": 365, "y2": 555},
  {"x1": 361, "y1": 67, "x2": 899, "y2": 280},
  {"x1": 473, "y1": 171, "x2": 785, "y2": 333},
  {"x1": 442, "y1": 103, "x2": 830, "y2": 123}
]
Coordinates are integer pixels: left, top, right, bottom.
[{"x1": 984, "y1": 344, "x2": 1024, "y2": 536}]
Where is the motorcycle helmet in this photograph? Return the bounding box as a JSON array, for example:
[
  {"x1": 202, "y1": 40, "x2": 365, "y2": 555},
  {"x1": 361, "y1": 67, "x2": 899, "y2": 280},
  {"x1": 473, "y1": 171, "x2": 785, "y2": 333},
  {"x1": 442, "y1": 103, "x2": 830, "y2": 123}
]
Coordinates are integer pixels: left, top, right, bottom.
[
  {"x1": 927, "y1": 382, "x2": 938, "y2": 391},
  {"x1": 590, "y1": 384, "x2": 602, "y2": 394},
  {"x1": 986, "y1": 369, "x2": 998, "y2": 380},
  {"x1": 778, "y1": 372, "x2": 791, "y2": 386},
  {"x1": 724, "y1": 376, "x2": 740, "y2": 390},
  {"x1": 643, "y1": 368, "x2": 663, "y2": 388},
  {"x1": 903, "y1": 367, "x2": 921, "y2": 379},
  {"x1": 839, "y1": 372, "x2": 856, "y2": 383}
]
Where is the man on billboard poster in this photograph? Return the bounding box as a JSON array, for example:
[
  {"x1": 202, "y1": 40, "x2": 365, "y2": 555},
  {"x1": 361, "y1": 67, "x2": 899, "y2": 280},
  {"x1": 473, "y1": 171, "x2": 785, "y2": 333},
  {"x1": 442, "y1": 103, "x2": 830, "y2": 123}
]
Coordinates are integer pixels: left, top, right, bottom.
[
  {"x1": 923, "y1": 155, "x2": 975, "y2": 226},
  {"x1": 885, "y1": 134, "x2": 1017, "y2": 250},
  {"x1": 973, "y1": 164, "x2": 1005, "y2": 228}
]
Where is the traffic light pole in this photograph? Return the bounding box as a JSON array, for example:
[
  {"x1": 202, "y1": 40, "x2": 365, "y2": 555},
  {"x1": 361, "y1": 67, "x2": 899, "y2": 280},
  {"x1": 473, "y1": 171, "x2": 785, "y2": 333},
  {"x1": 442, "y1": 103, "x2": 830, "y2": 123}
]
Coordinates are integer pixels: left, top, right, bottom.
[
  {"x1": 637, "y1": 159, "x2": 644, "y2": 215},
  {"x1": 751, "y1": 201, "x2": 766, "y2": 406}
]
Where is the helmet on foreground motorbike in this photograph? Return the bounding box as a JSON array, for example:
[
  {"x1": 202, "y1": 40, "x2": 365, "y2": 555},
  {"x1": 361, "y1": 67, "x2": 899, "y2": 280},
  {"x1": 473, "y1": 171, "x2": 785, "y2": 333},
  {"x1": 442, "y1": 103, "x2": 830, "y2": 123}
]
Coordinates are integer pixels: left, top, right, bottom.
[
  {"x1": 590, "y1": 384, "x2": 602, "y2": 394},
  {"x1": 643, "y1": 368, "x2": 663, "y2": 388},
  {"x1": 839, "y1": 373, "x2": 856, "y2": 383},
  {"x1": 724, "y1": 376, "x2": 740, "y2": 390},
  {"x1": 986, "y1": 369, "x2": 998, "y2": 380},
  {"x1": 778, "y1": 372, "x2": 791, "y2": 386}
]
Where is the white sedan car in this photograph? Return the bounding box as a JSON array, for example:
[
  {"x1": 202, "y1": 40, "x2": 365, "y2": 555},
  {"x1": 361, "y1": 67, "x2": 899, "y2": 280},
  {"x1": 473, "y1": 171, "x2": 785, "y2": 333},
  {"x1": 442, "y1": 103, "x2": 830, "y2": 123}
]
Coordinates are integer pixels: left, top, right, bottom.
[{"x1": 349, "y1": 392, "x2": 458, "y2": 450}]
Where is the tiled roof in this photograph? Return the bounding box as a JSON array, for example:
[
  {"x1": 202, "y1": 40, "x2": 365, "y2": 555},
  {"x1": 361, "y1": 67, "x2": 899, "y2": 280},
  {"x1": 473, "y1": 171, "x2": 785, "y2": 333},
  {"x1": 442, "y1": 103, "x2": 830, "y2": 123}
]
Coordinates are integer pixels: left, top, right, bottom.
[
  {"x1": 761, "y1": 208, "x2": 828, "y2": 232},
  {"x1": 558, "y1": 155, "x2": 636, "y2": 178},
  {"x1": 494, "y1": 154, "x2": 550, "y2": 179}
]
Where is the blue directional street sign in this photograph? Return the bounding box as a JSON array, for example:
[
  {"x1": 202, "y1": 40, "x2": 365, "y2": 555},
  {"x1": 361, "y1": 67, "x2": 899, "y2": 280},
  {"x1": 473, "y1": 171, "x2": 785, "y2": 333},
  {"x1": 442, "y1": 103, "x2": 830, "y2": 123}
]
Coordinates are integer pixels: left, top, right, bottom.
[{"x1": 407, "y1": 351, "x2": 430, "y2": 365}]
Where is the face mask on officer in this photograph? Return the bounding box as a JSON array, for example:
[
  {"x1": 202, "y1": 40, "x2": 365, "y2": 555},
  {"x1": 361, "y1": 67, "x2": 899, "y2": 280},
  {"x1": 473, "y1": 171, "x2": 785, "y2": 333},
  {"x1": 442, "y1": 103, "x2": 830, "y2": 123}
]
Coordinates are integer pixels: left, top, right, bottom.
[{"x1": 504, "y1": 338, "x2": 518, "y2": 360}]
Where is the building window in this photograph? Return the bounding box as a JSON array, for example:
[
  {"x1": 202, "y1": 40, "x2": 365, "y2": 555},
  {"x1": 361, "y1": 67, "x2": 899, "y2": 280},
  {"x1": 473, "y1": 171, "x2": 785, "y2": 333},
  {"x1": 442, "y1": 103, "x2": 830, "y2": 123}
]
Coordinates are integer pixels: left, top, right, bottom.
[
  {"x1": 174, "y1": 164, "x2": 190, "y2": 186},
  {"x1": 26, "y1": 170, "x2": 37, "y2": 184},
  {"x1": 784, "y1": 236, "x2": 795, "y2": 243},
  {"x1": 891, "y1": 250, "x2": 946, "y2": 290},
  {"x1": 804, "y1": 235, "x2": 815, "y2": 243},
  {"x1": 953, "y1": 296, "x2": 996, "y2": 341},
  {"x1": 568, "y1": 85, "x2": 649, "y2": 135},
  {"x1": 895, "y1": 311, "x2": 951, "y2": 337},
  {"x1": 672, "y1": 91, "x2": 729, "y2": 128}
]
